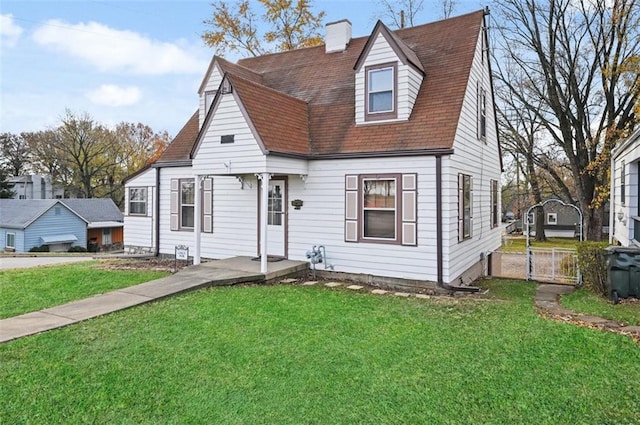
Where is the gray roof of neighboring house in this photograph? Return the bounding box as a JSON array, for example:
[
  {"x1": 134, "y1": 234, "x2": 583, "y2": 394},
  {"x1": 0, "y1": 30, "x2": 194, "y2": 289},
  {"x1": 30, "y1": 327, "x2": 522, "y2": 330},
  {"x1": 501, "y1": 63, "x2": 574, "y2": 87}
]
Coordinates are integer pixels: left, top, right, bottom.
[
  {"x1": 61, "y1": 199, "x2": 123, "y2": 224},
  {"x1": 0, "y1": 198, "x2": 123, "y2": 229},
  {"x1": 0, "y1": 199, "x2": 78, "y2": 229}
]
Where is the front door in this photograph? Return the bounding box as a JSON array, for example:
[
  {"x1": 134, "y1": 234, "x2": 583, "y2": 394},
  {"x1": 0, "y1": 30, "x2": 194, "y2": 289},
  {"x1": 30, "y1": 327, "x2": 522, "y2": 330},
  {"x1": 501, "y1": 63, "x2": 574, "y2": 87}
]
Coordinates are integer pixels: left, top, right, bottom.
[{"x1": 265, "y1": 180, "x2": 286, "y2": 257}]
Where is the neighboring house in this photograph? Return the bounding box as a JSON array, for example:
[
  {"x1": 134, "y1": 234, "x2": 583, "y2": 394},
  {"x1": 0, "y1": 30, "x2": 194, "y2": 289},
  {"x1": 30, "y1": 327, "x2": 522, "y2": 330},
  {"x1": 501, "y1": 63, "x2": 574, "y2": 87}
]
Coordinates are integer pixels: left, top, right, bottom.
[
  {"x1": 524, "y1": 201, "x2": 582, "y2": 238},
  {"x1": 63, "y1": 199, "x2": 124, "y2": 251},
  {"x1": 8, "y1": 174, "x2": 65, "y2": 199},
  {"x1": 124, "y1": 11, "x2": 502, "y2": 286},
  {"x1": 0, "y1": 198, "x2": 123, "y2": 252},
  {"x1": 610, "y1": 127, "x2": 640, "y2": 246},
  {"x1": 0, "y1": 200, "x2": 87, "y2": 252}
]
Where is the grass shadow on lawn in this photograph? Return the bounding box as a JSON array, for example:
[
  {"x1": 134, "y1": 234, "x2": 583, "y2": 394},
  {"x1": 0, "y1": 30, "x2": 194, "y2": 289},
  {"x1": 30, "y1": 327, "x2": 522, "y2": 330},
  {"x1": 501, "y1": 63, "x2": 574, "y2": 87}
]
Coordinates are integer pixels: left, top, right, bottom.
[{"x1": 1, "y1": 280, "x2": 639, "y2": 424}]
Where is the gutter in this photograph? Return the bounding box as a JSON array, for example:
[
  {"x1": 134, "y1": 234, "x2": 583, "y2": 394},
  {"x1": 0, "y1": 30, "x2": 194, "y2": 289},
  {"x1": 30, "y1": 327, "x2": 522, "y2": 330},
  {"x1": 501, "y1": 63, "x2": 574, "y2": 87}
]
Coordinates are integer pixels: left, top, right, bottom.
[{"x1": 435, "y1": 154, "x2": 480, "y2": 293}]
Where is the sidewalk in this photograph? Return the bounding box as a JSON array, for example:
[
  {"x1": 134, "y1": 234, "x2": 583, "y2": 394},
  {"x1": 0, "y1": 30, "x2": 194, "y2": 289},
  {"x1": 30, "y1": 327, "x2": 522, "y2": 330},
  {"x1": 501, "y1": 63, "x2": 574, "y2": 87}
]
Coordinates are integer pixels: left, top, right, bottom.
[
  {"x1": 0, "y1": 257, "x2": 307, "y2": 343},
  {"x1": 534, "y1": 284, "x2": 640, "y2": 341}
]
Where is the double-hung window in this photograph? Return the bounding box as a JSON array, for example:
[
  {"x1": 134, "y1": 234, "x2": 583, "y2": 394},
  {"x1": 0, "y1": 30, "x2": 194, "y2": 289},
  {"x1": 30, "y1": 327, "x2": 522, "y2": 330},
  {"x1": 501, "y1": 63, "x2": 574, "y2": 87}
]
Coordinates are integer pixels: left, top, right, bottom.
[
  {"x1": 478, "y1": 83, "x2": 487, "y2": 140},
  {"x1": 180, "y1": 180, "x2": 195, "y2": 229},
  {"x1": 345, "y1": 173, "x2": 417, "y2": 246},
  {"x1": 363, "y1": 178, "x2": 397, "y2": 240},
  {"x1": 366, "y1": 63, "x2": 397, "y2": 121},
  {"x1": 459, "y1": 174, "x2": 473, "y2": 241},
  {"x1": 170, "y1": 178, "x2": 213, "y2": 232},
  {"x1": 128, "y1": 187, "x2": 147, "y2": 215},
  {"x1": 490, "y1": 180, "x2": 498, "y2": 228},
  {"x1": 621, "y1": 160, "x2": 626, "y2": 205}
]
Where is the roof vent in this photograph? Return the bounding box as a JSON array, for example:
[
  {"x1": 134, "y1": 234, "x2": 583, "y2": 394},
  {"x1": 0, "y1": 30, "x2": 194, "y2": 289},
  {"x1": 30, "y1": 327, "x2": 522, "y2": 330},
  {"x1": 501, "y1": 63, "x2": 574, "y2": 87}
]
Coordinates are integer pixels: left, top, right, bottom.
[{"x1": 325, "y1": 19, "x2": 352, "y2": 53}]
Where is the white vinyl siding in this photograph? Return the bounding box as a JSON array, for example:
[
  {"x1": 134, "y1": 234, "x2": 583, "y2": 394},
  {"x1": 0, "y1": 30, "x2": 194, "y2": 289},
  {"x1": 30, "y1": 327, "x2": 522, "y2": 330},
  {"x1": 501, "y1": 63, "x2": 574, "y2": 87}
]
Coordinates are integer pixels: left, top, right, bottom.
[
  {"x1": 446, "y1": 23, "x2": 502, "y2": 283},
  {"x1": 286, "y1": 157, "x2": 434, "y2": 281},
  {"x1": 192, "y1": 90, "x2": 267, "y2": 176},
  {"x1": 611, "y1": 130, "x2": 640, "y2": 246},
  {"x1": 158, "y1": 168, "x2": 258, "y2": 259},
  {"x1": 124, "y1": 168, "x2": 156, "y2": 252}
]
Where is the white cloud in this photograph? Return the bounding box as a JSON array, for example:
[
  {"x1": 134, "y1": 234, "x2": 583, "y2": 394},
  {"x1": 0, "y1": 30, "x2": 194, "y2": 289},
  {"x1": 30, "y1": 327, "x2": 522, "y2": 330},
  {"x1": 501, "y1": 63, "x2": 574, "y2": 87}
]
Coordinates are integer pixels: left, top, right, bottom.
[
  {"x1": 32, "y1": 20, "x2": 207, "y2": 75},
  {"x1": 1, "y1": 14, "x2": 24, "y2": 48},
  {"x1": 86, "y1": 84, "x2": 142, "y2": 106}
]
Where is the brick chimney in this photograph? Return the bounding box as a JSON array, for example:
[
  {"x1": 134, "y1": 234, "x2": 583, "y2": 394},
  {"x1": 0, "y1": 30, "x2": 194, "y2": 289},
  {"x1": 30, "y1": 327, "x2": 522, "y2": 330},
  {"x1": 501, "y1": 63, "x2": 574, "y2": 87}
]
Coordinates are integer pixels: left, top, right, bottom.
[{"x1": 325, "y1": 19, "x2": 352, "y2": 53}]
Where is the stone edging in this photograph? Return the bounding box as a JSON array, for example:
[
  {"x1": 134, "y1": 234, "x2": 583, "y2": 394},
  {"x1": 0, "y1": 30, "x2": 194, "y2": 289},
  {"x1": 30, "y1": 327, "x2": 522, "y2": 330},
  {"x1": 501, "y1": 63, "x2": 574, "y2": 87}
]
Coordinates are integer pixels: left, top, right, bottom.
[{"x1": 534, "y1": 284, "x2": 640, "y2": 344}]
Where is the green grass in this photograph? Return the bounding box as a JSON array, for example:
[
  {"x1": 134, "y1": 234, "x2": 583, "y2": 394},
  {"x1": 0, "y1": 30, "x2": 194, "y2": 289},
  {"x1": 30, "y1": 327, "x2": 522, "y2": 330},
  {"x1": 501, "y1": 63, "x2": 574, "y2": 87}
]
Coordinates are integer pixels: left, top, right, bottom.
[
  {"x1": 501, "y1": 236, "x2": 579, "y2": 252},
  {"x1": 1, "y1": 280, "x2": 638, "y2": 424},
  {"x1": 0, "y1": 261, "x2": 169, "y2": 318},
  {"x1": 561, "y1": 287, "x2": 640, "y2": 325}
]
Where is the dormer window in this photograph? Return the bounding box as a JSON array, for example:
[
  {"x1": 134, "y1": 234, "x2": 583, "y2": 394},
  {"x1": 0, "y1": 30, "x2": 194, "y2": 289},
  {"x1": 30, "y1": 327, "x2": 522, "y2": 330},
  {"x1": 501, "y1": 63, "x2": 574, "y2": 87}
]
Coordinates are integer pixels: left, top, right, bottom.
[{"x1": 365, "y1": 63, "x2": 397, "y2": 121}]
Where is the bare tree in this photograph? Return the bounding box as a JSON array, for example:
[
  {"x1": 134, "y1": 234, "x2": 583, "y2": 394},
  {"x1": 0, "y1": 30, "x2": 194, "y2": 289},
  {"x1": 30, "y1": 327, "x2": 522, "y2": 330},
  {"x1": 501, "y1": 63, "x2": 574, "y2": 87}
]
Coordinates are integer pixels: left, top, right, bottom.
[
  {"x1": 376, "y1": 0, "x2": 425, "y2": 28},
  {"x1": 441, "y1": 0, "x2": 457, "y2": 19},
  {"x1": 493, "y1": 0, "x2": 640, "y2": 240}
]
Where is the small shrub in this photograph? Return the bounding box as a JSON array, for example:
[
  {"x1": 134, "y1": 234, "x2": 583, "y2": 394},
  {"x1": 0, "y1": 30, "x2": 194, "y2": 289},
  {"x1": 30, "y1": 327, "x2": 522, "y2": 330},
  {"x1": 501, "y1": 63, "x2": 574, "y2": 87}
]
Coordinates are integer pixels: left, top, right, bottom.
[
  {"x1": 576, "y1": 241, "x2": 608, "y2": 296},
  {"x1": 29, "y1": 244, "x2": 50, "y2": 252},
  {"x1": 68, "y1": 246, "x2": 87, "y2": 253}
]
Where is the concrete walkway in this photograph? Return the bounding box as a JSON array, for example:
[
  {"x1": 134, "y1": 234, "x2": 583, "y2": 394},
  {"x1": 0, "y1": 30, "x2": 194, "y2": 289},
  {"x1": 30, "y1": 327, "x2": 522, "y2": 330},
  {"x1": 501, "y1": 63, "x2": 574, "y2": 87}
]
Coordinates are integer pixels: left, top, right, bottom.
[
  {"x1": 0, "y1": 255, "x2": 95, "y2": 270},
  {"x1": 0, "y1": 256, "x2": 307, "y2": 343},
  {"x1": 534, "y1": 284, "x2": 640, "y2": 341}
]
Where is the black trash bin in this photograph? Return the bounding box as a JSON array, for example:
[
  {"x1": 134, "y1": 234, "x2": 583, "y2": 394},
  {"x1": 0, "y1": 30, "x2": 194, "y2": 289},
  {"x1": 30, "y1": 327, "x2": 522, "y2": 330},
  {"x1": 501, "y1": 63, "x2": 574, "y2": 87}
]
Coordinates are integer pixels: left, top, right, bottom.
[{"x1": 606, "y1": 247, "x2": 640, "y2": 304}]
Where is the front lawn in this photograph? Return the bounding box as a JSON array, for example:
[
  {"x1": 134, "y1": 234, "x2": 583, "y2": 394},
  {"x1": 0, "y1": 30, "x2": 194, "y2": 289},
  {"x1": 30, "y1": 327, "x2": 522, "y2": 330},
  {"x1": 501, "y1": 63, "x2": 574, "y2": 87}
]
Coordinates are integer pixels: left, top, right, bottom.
[
  {"x1": 561, "y1": 286, "x2": 640, "y2": 325},
  {"x1": 0, "y1": 261, "x2": 169, "y2": 318},
  {"x1": 1, "y1": 280, "x2": 638, "y2": 424}
]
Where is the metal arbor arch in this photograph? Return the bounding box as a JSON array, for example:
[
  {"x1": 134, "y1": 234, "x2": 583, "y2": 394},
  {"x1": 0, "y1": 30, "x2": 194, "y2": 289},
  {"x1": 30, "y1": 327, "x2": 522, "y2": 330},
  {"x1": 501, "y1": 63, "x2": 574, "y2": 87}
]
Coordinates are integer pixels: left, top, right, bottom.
[{"x1": 524, "y1": 199, "x2": 583, "y2": 282}]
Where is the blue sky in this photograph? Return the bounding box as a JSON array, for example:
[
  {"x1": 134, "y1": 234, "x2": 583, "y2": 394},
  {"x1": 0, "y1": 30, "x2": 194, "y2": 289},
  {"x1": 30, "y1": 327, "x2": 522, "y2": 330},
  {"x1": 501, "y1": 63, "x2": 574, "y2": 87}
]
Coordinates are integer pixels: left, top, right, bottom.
[{"x1": 1, "y1": 0, "x2": 485, "y2": 136}]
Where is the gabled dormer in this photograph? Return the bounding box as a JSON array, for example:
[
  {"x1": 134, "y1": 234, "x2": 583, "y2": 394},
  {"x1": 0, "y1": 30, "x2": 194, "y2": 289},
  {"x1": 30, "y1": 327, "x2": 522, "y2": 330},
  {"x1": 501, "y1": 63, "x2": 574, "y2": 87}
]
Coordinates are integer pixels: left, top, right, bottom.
[
  {"x1": 197, "y1": 58, "x2": 224, "y2": 129},
  {"x1": 353, "y1": 21, "x2": 425, "y2": 125}
]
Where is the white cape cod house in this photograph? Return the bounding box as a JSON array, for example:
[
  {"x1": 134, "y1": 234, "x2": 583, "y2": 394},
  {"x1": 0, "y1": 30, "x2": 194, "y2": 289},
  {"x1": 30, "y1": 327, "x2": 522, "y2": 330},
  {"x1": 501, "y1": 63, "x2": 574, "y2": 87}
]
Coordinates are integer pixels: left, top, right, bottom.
[{"x1": 124, "y1": 10, "x2": 502, "y2": 286}]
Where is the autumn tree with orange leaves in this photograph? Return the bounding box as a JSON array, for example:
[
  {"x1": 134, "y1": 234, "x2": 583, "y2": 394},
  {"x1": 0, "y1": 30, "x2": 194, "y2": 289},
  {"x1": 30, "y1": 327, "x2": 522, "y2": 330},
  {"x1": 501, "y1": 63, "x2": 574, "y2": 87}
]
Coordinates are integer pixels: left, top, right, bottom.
[{"x1": 202, "y1": 0, "x2": 325, "y2": 57}]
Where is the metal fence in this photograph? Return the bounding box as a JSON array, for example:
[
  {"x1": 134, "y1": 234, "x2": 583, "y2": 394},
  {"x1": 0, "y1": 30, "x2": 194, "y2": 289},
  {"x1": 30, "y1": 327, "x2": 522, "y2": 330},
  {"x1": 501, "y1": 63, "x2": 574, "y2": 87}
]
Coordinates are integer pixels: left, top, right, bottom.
[{"x1": 526, "y1": 248, "x2": 580, "y2": 284}]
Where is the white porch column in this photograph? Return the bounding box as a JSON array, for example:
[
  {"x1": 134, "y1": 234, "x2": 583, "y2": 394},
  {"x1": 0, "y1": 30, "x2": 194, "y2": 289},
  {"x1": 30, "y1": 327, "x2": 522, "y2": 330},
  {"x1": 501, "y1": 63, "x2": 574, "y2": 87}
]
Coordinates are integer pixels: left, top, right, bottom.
[
  {"x1": 259, "y1": 172, "x2": 271, "y2": 274},
  {"x1": 193, "y1": 175, "x2": 202, "y2": 265}
]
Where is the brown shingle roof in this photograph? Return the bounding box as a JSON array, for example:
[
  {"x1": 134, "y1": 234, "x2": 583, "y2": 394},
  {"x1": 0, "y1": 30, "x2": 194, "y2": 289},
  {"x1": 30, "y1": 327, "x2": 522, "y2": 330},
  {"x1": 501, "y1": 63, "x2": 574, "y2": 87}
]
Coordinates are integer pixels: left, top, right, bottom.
[
  {"x1": 159, "y1": 10, "x2": 483, "y2": 161},
  {"x1": 157, "y1": 110, "x2": 198, "y2": 162},
  {"x1": 230, "y1": 75, "x2": 310, "y2": 155}
]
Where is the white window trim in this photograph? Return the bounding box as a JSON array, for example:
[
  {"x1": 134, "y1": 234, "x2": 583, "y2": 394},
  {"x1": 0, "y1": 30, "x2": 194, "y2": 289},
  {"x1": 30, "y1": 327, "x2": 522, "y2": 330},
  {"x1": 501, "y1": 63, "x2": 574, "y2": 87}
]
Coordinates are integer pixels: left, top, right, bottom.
[
  {"x1": 6, "y1": 232, "x2": 16, "y2": 249},
  {"x1": 459, "y1": 174, "x2": 473, "y2": 241},
  {"x1": 180, "y1": 179, "x2": 195, "y2": 230},
  {"x1": 128, "y1": 187, "x2": 147, "y2": 216},
  {"x1": 364, "y1": 62, "x2": 398, "y2": 122},
  {"x1": 547, "y1": 212, "x2": 558, "y2": 225},
  {"x1": 367, "y1": 67, "x2": 394, "y2": 114},
  {"x1": 361, "y1": 177, "x2": 398, "y2": 241}
]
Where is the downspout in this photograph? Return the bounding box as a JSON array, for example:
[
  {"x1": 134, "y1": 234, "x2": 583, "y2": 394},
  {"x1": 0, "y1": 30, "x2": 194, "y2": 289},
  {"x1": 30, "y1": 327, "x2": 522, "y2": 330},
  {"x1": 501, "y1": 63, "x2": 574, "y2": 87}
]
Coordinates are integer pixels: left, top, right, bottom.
[
  {"x1": 436, "y1": 155, "x2": 444, "y2": 285},
  {"x1": 436, "y1": 155, "x2": 480, "y2": 293},
  {"x1": 154, "y1": 166, "x2": 161, "y2": 257}
]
